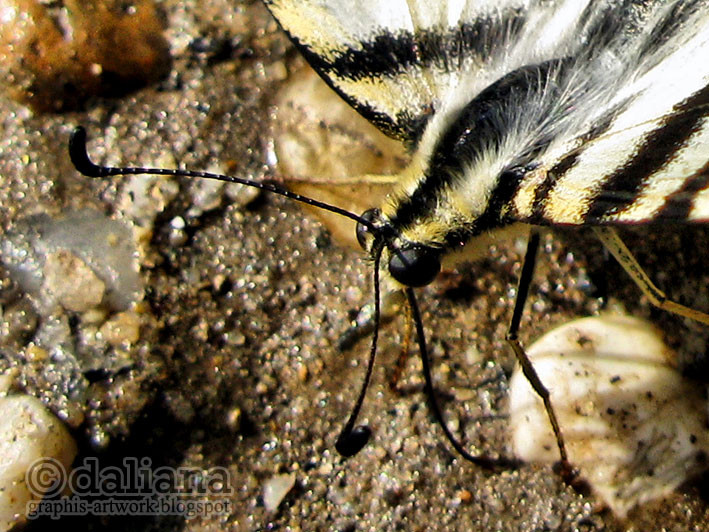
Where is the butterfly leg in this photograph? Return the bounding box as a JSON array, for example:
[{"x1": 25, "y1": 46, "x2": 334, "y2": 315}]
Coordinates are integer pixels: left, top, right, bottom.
[
  {"x1": 593, "y1": 227, "x2": 709, "y2": 326},
  {"x1": 388, "y1": 302, "x2": 413, "y2": 393},
  {"x1": 506, "y1": 229, "x2": 573, "y2": 479}
]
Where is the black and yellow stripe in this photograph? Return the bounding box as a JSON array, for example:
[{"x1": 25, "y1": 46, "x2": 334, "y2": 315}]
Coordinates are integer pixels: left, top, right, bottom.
[
  {"x1": 520, "y1": 80, "x2": 709, "y2": 228},
  {"x1": 265, "y1": 0, "x2": 531, "y2": 144}
]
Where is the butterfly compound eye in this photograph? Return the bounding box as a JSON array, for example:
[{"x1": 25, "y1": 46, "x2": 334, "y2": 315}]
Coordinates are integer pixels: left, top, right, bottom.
[
  {"x1": 388, "y1": 246, "x2": 441, "y2": 287},
  {"x1": 356, "y1": 208, "x2": 380, "y2": 250}
]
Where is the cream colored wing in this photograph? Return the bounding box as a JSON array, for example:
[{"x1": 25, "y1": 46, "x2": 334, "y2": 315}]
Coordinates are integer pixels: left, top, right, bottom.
[
  {"x1": 509, "y1": 6, "x2": 709, "y2": 225},
  {"x1": 264, "y1": 0, "x2": 596, "y2": 146}
]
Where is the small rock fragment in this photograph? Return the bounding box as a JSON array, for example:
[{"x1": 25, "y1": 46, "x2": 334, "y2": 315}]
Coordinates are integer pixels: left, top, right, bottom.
[
  {"x1": 1, "y1": 210, "x2": 142, "y2": 312},
  {"x1": 262, "y1": 473, "x2": 296, "y2": 512},
  {"x1": 99, "y1": 310, "x2": 142, "y2": 347},
  {"x1": 43, "y1": 250, "x2": 105, "y2": 312}
]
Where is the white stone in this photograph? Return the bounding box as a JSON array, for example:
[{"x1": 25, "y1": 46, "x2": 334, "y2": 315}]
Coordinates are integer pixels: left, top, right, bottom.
[
  {"x1": 0, "y1": 374, "x2": 77, "y2": 530},
  {"x1": 509, "y1": 315, "x2": 709, "y2": 518},
  {"x1": 262, "y1": 473, "x2": 296, "y2": 512}
]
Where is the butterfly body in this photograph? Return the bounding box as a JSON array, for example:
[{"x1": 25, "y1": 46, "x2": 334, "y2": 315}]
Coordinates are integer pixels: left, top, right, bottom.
[
  {"x1": 256, "y1": 2, "x2": 709, "y2": 467},
  {"x1": 266, "y1": 1, "x2": 709, "y2": 282}
]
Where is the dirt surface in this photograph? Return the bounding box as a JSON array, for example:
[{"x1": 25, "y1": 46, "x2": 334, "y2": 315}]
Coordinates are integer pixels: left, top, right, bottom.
[{"x1": 2, "y1": 1, "x2": 709, "y2": 531}]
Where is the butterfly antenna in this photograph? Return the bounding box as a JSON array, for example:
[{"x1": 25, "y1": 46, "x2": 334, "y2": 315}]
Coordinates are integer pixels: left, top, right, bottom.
[
  {"x1": 71, "y1": 125, "x2": 391, "y2": 457},
  {"x1": 405, "y1": 287, "x2": 520, "y2": 469},
  {"x1": 69, "y1": 126, "x2": 376, "y2": 230},
  {"x1": 335, "y1": 242, "x2": 384, "y2": 456}
]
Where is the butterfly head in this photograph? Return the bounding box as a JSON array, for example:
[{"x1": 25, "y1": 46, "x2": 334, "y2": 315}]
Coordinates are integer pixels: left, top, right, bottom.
[{"x1": 355, "y1": 207, "x2": 441, "y2": 288}]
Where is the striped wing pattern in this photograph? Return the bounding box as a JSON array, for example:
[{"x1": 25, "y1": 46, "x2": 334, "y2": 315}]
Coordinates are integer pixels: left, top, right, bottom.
[
  {"x1": 513, "y1": 3, "x2": 709, "y2": 226},
  {"x1": 265, "y1": 0, "x2": 598, "y2": 146},
  {"x1": 265, "y1": 0, "x2": 709, "y2": 233}
]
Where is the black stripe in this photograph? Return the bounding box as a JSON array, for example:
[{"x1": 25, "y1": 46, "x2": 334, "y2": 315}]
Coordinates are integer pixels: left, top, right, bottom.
[
  {"x1": 655, "y1": 161, "x2": 709, "y2": 221},
  {"x1": 305, "y1": 11, "x2": 526, "y2": 82},
  {"x1": 279, "y1": 31, "x2": 430, "y2": 143},
  {"x1": 528, "y1": 102, "x2": 626, "y2": 222},
  {"x1": 265, "y1": 7, "x2": 526, "y2": 144},
  {"x1": 528, "y1": 153, "x2": 580, "y2": 221},
  {"x1": 389, "y1": 59, "x2": 569, "y2": 232},
  {"x1": 443, "y1": 166, "x2": 529, "y2": 249},
  {"x1": 584, "y1": 82, "x2": 709, "y2": 222},
  {"x1": 638, "y1": 0, "x2": 705, "y2": 64}
]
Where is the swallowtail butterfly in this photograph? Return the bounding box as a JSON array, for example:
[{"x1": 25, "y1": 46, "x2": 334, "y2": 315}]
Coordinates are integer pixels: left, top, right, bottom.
[{"x1": 70, "y1": 0, "x2": 709, "y2": 476}]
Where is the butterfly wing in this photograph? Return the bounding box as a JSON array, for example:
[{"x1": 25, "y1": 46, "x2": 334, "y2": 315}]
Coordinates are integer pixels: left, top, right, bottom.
[
  {"x1": 264, "y1": 0, "x2": 599, "y2": 146},
  {"x1": 509, "y1": 4, "x2": 709, "y2": 226},
  {"x1": 267, "y1": 1, "x2": 709, "y2": 225}
]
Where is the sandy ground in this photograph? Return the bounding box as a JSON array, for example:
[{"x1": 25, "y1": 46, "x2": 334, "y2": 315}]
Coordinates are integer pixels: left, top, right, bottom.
[{"x1": 2, "y1": 1, "x2": 709, "y2": 530}]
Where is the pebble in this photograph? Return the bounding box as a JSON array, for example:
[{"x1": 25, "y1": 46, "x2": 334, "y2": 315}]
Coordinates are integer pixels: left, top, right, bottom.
[
  {"x1": 43, "y1": 250, "x2": 105, "y2": 312},
  {"x1": 0, "y1": 373, "x2": 77, "y2": 529},
  {"x1": 99, "y1": 310, "x2": 142, "y2": 346},
  {"x1": 0, "y1": 0, "x2": 169, "y2": 111},
  {"x1": 262, "y1": 473, "x2": 296, "y2": 512}
]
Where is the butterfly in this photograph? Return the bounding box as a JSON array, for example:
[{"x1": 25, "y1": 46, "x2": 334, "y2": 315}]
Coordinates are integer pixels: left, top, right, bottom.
[{"x1": 71, "y1": 0, "x2": 709, "y2": 474}]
